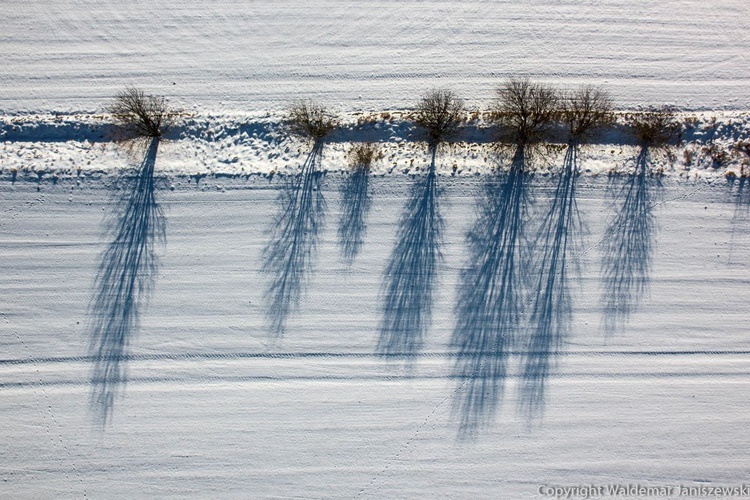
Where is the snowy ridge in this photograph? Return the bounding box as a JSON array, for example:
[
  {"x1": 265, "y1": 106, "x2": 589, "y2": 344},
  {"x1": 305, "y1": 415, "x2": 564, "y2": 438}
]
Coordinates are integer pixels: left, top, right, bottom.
[{"x1": 2, "y1": 111, "x2": 750, "y2": 185}]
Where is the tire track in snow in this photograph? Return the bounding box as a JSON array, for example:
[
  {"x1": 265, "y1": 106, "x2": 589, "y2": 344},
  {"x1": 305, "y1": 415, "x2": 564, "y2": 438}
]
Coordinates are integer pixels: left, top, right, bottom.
[
  {"x1": 0, "y1": 312, "x2": 87, "y2": 499},
  {"x1": 3, "y1": 370, "x2": 750, "y2": 391},
  {"x1": 0, "y1": 193, "x2": 46, "y2": 231},
  {"x1": 3, "y1": 349, "x2": 750, "y2": 366}
]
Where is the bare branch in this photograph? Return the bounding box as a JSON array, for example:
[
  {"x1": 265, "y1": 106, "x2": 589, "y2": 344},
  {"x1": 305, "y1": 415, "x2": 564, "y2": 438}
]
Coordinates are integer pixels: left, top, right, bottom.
[
  {"x1": 627, "y1": 106, "x2": 681, "y2": 148},
  {"x1": 108, "y1": 87, "x2": 177, "y2": 140},
  {"x1": 492, "y1": 78, "x2": 559, "y2": 146},
  {"x1": 415, "y1": 89, "x2": 465, "y2": 147},
  {"x1": 562, "y1": 85, "x2": 613, "y2": 143},
  {"x1": 287, "y1": 100, "x2": 338, "y2": 141}
]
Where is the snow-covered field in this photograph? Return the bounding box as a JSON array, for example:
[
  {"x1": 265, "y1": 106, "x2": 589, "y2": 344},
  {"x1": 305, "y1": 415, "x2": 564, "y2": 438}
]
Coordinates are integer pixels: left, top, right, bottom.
[
  {"x1": 3, "y1": 1, "x2": 750, "y2": 499},
  {"x1": 2, "y1": 0, "x2": 749, "y2": 113},
  {"x1": 2, "y1": 175, "x2": 750, "y2": 498}
]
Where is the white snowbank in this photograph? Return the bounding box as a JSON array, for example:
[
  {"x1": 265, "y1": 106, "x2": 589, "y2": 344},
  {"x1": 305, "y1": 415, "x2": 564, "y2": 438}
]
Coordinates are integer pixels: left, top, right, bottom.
[{"x1": 2, "y1": 111, "x2": 750, "y2": 184}]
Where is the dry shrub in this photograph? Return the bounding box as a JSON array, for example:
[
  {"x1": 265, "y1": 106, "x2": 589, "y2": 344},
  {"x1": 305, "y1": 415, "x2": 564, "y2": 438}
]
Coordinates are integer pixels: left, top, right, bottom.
[
  {"x1": 562, "y1": 85, "x2": 613, "y2": 142},
  {"x1": 108, "y1": 87, "x2": 177, "y2": 140},
  {"x1": 702, "y1": 143, "x2": 729, "y2": 168},
  {"x1": 734, "y1": 140, "x2": 750, "y2": 159},
  {"x1": 492, "y1": 78, "x2": 559, "y2": 145},
  {"x1": 415, "y1": 89, "x2": 465, "y2": 146},
  {"x1": 349, "y1": 143, "x2": 381, "y2": 172},
  {"x1": 627, "y1": 106, "x2": 681, "y2": 148},
  {"x1": 683, "y1": 147, "x2": 696, "y2": 166},
  {"x1": 731, "y1": 141, "x2": 750, "y2": 178},
  {"x1": 287, "y1": 100, "x2": 338, "y2": 141}
]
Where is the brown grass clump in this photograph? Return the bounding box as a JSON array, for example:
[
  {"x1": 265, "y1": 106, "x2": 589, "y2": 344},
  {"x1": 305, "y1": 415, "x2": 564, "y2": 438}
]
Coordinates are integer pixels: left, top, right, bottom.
[
  {"x1": 349, "y1": 143, "x2": 381, "y2": 172},
  {"x1": 734, "y1": 140, "x2": 750, "y2": 160}
]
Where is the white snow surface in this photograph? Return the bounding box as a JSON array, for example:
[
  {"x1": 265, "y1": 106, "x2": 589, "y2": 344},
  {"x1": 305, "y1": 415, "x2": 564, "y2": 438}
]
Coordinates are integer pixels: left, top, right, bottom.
[
  {"x1": 2, "y1": 175, "x2": 750, "y2": 498},
  {"x1": 4, "y1": 1, "x2": 750, "y2": 498},
  {"x1": 1, "y1": 0, "x2": 749, "y2": 113}
]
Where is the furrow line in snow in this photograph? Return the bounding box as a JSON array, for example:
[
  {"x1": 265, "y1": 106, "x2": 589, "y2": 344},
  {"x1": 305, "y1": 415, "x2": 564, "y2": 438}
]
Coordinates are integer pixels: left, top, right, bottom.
[
  {"x1": 3, "y1": 371, "x2": 750, "y2": 390},
  {"x1": 0, "y1": 311, "x2": 87, "y2": 499},
  {"x1": 2, "y1": 350, "x2": 750, "y2": 366}
]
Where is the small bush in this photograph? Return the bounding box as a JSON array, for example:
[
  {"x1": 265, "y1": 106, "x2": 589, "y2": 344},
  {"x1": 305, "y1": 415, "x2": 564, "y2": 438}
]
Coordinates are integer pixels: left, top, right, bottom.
[
  {"x1": 415, "y1": 89, "x2": 465, "y2": 146},
  {"x1": 734, "y1": 140, "x2": 750, "y2": 159},
  {"x1": 287, "y1": 100, "x2": 338, "y2": 141},
  {"x1": 562, "y1": 85, "x2": 613, "y2": 142},
  {"x1": 627, "y1": 106, "x2": 681, "y2": 148},
  {"x1": 702, "y1": 143, "x2": 729, "y2": 168},
  {"x1": 683, "y1": 147, "x2": 695, "y2": 166},
  {"x1": 492, "y1": 78, "x2": 559, "y2": 145},
  {"x1": 349, "y1": 143, "x2": 381, "y2": 172},
  {"x1": 108, "y1": 87, "x2": 177, "y2": 140}
]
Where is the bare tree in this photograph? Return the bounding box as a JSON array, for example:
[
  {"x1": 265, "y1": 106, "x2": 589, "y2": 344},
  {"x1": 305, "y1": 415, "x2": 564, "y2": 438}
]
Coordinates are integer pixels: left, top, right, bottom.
[
  {"x1": 287, "y1": 100, "x2": 338, "y2": 142},
  {"x1": 415, "y1": 89, "x2": 465, "y2": 148},
  {"x1": 627, "y1": 106, "x2": 681, "y2": 149},
  {"x1": 561, "y1": 85, "x2": 613, "y2": 144},
  {"x1": 560, "y1": 85, "x2": 613, "y2": 178},
  {"x1": 519, "y1": 85, "x2": 601, "y2": 418},
  {"x1": 285, "y1": 99, "x2": 338, "y2": 176},
  {"x1": 493, "y1": 78, "x2": 559, "y2": 146},
  {"x1": 108, "y1": 86, "x2": 177, "y2": 141},
  {"x1": 92, "y1": 85, "x2": 173, "y2": 424}
]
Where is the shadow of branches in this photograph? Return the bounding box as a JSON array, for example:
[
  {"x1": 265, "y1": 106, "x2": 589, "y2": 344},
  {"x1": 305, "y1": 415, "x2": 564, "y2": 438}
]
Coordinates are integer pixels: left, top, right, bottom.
[
  {"x1": 88, "y1": 137, "x2": 165, "y2": 426},
  {"x1": 338, "y1": 167, "x2": 371, "y2": 264},
  {"x1": 728, "y1": 171, "x2": 750, "y2": 262},
  {"x1": 263, "y1": 142, "x2": 326, "y2": 338},
  {"x1": 600, "y1": 147, "x2": 660, "y2": 335},
  {"x1": 378, "y1": 148, "x2": 443, "y2": 358},
  {"x1": 519, "y1": 143, "x2": 583, "y2": 421},
  {"x1": 452, "y1": 145, "x2": 530, "y2": 438}
]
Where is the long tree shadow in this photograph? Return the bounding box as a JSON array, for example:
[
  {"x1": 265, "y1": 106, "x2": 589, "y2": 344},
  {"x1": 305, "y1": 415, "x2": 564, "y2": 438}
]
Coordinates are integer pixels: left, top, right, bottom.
[
  {"x1": 338, "y1": 167, "x2": 371, "y2": 265},
  {"x1": 378, "y1": 148, "x2": 443, "y2": 358},
  {"x1": 729, "y1": 173, "x2": 750, "y2": 262},
  {"x1": 263, "y1": 142, "x2": 326, "y2": 338},
  {"x1": 600, "y1": 147, "x2": 660, "y2": 335},
  {"x1": 89, "y1": 137, "x2": 165, "y2": 426},
  {"x1": 451, "y1": 146, "x2": 530, "y2": 438},
  {"x1": 519, "y1": 143, "x2": 583, "y2": 422}
]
